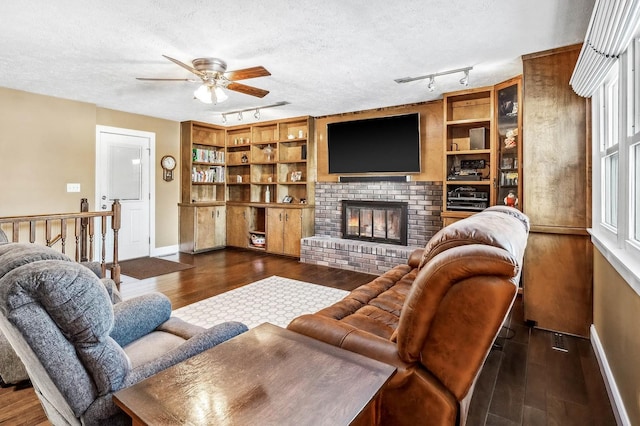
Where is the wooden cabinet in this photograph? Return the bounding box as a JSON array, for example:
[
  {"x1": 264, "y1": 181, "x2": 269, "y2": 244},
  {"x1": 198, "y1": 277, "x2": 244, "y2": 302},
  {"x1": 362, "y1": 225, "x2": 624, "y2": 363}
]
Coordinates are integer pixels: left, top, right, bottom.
[
  {"x1": 179, "y1": 121, "x2": 227, "y2": 253},
  {"x1": 179, "y1": 205, "x2": 226, "y2": 253},
  {"x1": 179, "y1": 117, "x2": 315, "y2": 257},
  {"x1": 266, "y1": 207, "x2": 313, "y2": 257},
  {"x1": 442, "y1": 87, "x2": 495, "y2": 226},
  {"x1": 521, "y1": 45, "x2": 592, "y2": 337}
]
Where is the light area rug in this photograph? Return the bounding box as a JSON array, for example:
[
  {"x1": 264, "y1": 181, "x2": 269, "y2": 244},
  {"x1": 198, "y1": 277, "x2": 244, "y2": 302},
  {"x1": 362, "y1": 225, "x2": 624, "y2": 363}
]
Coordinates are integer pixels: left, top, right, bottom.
[{"x1": 172, "y1": 275, "x2": 349, "y2": 329}]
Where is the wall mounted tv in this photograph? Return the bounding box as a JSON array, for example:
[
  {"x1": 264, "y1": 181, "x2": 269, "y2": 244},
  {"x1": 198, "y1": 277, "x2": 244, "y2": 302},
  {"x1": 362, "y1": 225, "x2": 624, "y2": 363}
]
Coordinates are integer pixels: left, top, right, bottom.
[{"x1": 327, "y1": 113, "x2": 421, "y2": 174}]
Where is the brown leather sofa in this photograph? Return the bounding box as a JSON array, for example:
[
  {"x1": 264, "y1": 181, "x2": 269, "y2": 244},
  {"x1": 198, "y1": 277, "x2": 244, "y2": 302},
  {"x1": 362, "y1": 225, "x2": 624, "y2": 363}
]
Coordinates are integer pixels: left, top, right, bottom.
[{"x1": 287, "y1": 206, "x2": 530, "y2": 426}]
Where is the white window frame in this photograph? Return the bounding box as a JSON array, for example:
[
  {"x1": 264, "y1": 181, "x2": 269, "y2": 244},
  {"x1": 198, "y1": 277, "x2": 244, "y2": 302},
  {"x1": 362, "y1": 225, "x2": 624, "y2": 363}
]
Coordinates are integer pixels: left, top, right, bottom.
[{"x1": 590, "y1": 34, "x2": 640, "y2": 296}]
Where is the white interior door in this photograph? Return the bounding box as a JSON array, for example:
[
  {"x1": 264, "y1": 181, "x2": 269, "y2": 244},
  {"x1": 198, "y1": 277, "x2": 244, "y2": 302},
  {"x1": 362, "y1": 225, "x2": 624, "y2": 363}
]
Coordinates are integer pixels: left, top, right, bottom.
[{"x1": 96, "y1": 126, "x2": 155, "y2": 261}]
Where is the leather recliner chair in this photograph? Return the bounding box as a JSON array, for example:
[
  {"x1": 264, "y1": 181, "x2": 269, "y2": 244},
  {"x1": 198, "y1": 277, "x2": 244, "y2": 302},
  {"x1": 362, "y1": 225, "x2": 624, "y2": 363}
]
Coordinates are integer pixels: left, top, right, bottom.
[{"x1": 288, "y1": 206, "x2": 530, "y2": 425}]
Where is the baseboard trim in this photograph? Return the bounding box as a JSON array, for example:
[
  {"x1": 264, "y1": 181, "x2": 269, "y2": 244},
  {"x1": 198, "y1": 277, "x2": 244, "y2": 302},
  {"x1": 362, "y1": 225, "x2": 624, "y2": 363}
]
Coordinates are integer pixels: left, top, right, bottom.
[
  {"x1": 151, "y1": 245, "x2": 179, "y2": 258},
  {"x1": 590, "y1": 324, "x2": 630, "y2": 425}
]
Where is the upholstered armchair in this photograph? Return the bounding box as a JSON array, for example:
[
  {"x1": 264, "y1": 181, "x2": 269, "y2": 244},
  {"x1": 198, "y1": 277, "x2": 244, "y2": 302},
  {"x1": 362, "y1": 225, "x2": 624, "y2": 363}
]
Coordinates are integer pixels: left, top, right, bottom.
[
  {"x1": 0, "y1": 242, "x2": 120, "y2": 386},
  {"x1": 0, "y1": 243, "x2": 248, "y2": 425}
]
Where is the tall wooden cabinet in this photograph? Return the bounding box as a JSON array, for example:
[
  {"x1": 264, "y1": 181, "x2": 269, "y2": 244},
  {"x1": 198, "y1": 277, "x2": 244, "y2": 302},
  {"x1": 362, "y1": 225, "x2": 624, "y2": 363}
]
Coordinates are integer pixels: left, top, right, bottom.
[
  {"x1": 179, "y1": 121, "x2": 227, "y2": 253},
  {"x1": 521, "y1": 45, "x2": 592, "y2": 337}
]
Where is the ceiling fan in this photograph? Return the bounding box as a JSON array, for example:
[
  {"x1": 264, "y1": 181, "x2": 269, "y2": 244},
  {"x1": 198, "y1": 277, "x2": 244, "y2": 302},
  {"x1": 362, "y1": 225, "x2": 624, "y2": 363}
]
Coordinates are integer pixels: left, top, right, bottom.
[{"x1": 137, "y1": 55, "x2": 271, "y2": 104}]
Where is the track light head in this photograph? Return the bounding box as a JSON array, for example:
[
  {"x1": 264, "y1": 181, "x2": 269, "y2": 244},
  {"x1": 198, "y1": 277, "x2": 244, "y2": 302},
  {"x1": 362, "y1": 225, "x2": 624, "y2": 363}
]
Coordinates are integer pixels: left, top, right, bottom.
[
  {"x1": 221, "y1": 114, "x2": 227, "y2": 124},
  {"x1": 427, "y1": 76, "x2": 435, "y2": 92},
  {"x1": 254, "y1": 109, "x2": 260, "y2": 119},
  {"x1": 460, "y1": 70, "x2": 469, "y2": 86}
]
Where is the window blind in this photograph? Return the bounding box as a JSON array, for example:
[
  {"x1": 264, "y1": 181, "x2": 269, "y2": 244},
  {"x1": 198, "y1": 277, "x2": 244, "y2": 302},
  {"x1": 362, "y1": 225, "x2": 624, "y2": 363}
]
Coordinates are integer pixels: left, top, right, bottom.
[{"x1": 570, "y1": 0, "x2": 640, "y2": 97}]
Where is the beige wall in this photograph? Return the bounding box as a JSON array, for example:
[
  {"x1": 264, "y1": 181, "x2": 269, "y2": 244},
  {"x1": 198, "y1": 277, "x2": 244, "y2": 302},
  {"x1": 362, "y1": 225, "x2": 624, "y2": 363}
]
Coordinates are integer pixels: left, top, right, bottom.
[
  {"x1": 96, "y1": 108, "x2": 180, "y2": 249},
  {"x1": 593, "y1": 250, "x2": 640, "y2": 424},
  {"x1": 0, "y1": 87, "x2": 181, "y2": 250},
  {"x1": 0, "y1": 87, "x2": 96, "y2": 216}
]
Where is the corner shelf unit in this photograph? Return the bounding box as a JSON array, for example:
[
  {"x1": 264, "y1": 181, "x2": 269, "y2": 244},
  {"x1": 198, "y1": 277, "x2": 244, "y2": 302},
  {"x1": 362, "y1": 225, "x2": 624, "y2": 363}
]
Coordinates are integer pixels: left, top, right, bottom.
[{"x1": 179, "y1": 117, "x2": 315, "y2": 256}]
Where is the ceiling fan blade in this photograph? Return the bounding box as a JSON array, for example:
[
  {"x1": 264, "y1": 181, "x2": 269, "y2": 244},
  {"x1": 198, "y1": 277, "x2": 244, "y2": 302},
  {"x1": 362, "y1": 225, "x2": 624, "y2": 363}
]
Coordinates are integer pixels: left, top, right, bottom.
[
  {"x1": 162, "y1": 55, "x2": 205, "y2": 77},
  {"x1": 225, "y1": 66, "x2": 271, "y2": 81},
  {"x1": 136, "y1": 77, "x2": 200, "y2": 82},
  {"x1": 226, "y1": 82, "x2": 269, "y2": 98}
]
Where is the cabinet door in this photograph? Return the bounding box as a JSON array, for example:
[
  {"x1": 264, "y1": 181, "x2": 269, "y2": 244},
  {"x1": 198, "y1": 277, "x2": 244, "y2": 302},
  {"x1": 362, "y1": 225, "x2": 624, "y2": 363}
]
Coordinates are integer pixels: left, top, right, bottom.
[
  {"x1": 283, "y1": 209, "x2": 302, "y2": 256},
  {"x1": 213, "y1": 206, "x2": 226, "y2": 247},
  {"x1": 495, "y1": 76, "x2": 522, "y2": 209},
  {"x1": 266, "y1": 208, "x2": 285, "y2": 254},
  {"x1": 194, "y1": 206, "x2": 216, "y2": 251},
  {"x1": 226, "y1": 206, "x2": 248, "y2": 248}
]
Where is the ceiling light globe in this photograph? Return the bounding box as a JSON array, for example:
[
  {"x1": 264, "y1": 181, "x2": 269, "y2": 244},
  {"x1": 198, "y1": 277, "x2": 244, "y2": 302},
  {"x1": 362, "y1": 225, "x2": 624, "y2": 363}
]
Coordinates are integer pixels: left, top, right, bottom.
[
  {"x1": 194, "y1": 85, "x2": 213, "y2": 104},
  {"x1": 214, "y1": 86, "x2": 228, "y2": 103}
]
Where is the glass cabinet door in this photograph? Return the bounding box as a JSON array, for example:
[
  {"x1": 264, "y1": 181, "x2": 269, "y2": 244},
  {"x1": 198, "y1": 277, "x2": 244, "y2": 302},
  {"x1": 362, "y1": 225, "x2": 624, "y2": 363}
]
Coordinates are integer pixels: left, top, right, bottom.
[{"x1": 495, "y1": 76, "x2": 523, "y2": 209}]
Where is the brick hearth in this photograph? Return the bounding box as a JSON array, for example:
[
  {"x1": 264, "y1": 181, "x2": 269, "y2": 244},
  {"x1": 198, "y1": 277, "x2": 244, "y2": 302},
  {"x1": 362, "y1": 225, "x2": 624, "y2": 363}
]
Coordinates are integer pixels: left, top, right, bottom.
[{"x1": 301, "y1": 181, "x2": 443, "y2": 275}]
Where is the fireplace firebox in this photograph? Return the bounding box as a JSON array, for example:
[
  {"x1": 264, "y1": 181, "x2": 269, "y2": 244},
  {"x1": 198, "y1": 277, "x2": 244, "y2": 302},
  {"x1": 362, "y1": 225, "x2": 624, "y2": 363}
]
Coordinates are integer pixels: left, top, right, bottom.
[{"x1": 342, "y1": 200, "x2": 408, "y2": 246}]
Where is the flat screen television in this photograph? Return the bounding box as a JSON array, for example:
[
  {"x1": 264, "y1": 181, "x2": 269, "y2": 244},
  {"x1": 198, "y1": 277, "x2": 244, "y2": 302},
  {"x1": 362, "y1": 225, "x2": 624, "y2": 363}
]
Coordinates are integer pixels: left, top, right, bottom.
[{"x1": 327, "y1": 113, "x2": 421, "y2": 174}]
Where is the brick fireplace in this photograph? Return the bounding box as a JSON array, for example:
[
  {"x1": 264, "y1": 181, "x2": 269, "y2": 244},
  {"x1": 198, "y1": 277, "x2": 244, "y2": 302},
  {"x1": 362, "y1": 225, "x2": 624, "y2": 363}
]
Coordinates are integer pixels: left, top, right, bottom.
[{"x1": 301, "y1": 181, "x2": 443, "y2": 275}]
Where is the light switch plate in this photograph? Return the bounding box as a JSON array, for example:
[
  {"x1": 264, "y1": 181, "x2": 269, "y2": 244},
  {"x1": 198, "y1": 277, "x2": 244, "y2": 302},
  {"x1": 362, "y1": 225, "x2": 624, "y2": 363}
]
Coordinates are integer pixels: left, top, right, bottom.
[{"x1": 66, "y1": 183, "x2": 81, "y2": 192}]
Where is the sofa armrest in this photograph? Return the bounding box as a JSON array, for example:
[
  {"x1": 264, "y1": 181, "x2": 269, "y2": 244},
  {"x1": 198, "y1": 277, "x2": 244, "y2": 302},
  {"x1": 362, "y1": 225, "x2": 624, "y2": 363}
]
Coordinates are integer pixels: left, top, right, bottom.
[
  {"x1": 122, "y1": 321, "x2": 248, "y2": 388},
  {"x1": 408, "y1": 249, "x2": 424, "y2": 269},
  {"x1": 288, "y1": 314, "x2": 410, "y2": 370},
  {"x1": 110, "y1": 293, "x2": 172, "y2": 347}
]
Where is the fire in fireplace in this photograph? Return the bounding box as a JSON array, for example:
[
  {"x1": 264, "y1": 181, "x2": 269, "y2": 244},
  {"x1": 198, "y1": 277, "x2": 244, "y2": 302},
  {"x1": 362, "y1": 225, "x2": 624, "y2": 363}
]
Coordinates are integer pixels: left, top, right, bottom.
[{"x1": 342, "y1": 200, "x2": 408, "y2": 245}]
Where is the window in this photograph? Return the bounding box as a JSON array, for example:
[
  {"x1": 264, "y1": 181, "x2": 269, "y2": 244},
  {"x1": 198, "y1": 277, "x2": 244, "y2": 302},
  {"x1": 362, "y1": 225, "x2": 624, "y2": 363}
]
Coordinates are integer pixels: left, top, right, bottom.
[
  {"x1": 592, "y1": 34, "x2": 640, "y2": 291},
  {"x1": 603, "y1": 152, "x2": 618, "y2": 228},
  {"x1": 600, "y1": 67, "x2": 620, "y2": 230},
  {"x1": 632, "y1": 142, "x2": 640, "y2": 242}
]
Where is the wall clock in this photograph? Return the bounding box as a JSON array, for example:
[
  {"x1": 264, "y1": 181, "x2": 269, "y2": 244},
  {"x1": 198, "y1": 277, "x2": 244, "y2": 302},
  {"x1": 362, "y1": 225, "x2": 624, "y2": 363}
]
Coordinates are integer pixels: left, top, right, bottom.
[{"x1": 161, "y1": 155, "x2": 176, "y2": 181}]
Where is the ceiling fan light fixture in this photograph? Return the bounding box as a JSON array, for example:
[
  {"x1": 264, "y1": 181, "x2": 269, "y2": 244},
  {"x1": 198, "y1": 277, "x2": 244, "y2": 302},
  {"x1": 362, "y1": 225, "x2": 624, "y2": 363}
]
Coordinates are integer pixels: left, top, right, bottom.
[{"x1": 194, "y1": 84, "x2": 213, "y2": 104}]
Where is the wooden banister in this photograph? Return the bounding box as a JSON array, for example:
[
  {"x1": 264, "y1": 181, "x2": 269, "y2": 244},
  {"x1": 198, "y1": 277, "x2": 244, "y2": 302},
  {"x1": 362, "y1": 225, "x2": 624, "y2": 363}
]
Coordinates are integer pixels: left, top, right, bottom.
[{"x1": 0, "y1": 200, "x2": 122, "y2": 285}]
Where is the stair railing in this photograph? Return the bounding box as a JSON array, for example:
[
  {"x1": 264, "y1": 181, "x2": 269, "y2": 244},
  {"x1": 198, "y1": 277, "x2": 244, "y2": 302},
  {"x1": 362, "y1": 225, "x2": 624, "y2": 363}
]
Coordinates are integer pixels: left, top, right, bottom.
[{"x1": 0, "y1": 200, "x2": 122, "y2": 285}]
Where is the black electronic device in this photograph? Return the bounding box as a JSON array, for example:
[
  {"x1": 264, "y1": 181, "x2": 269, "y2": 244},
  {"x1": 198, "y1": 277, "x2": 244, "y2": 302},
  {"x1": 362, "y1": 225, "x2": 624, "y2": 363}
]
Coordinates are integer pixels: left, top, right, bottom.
[
  {"x1": 327, "y1": 113, "x2": 421, "y2": 174},
  {"x1": 447, "y1": 187, "x2": 489, "y2": 211},
  {"x1": 460, "y1": 159, "x2": 486, "y2": 169}
]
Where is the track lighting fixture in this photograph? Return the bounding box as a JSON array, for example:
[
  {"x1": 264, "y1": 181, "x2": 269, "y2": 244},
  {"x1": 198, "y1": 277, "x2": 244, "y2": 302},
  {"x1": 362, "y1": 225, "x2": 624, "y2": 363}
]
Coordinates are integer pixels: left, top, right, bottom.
[
  {"x1": 394, "y1": 66, "x2": 473, "y2": 93},
  {"x1": 217, "y1": 101, "x2": 290, "y2": 123}
]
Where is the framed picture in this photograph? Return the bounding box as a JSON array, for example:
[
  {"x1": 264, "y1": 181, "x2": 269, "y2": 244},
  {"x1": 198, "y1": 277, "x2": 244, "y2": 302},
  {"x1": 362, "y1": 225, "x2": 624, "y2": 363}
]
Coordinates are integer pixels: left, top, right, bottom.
[{"x1": 282, "y1": 195, "x2": 293, "y2": 203}]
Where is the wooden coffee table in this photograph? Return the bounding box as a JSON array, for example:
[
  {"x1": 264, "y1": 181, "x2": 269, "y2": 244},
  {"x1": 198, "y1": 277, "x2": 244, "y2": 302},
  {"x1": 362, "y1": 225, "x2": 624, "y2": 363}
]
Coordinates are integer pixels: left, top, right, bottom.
[{"x1": 113, "y1": 322, "x2": 396, "y2": 425}]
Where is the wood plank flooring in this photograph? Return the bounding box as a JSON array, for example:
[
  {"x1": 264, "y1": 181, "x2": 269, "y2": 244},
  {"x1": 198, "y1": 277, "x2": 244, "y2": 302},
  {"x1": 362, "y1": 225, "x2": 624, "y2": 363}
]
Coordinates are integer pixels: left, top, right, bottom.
[{"x1": 0, "y1": 248, "x2": 617, "y2": 425}]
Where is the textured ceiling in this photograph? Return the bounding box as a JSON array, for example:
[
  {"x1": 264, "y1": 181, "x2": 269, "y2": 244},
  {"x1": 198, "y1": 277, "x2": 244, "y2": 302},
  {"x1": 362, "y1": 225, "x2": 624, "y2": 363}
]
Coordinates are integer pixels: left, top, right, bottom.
[{"x1": 0, "y1": 0, "x2": 595, "y2": 125}]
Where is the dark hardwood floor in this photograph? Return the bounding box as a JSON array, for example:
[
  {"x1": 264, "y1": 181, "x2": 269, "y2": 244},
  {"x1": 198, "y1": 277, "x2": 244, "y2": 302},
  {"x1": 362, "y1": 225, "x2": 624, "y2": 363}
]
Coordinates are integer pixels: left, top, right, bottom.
[{"x1": 0, "y1": 248, "x2": 617, "y2": 425}]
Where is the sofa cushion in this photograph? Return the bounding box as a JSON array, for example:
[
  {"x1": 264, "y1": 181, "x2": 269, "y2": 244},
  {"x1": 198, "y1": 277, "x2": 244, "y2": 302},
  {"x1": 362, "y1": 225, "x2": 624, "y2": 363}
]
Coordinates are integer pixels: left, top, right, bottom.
[{"x1": 419, "y1": 206, "x2": 530, "y2": 270}]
